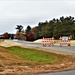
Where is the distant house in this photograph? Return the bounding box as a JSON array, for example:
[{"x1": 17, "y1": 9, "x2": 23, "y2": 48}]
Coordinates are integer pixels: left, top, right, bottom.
[{"x1": 0, "y1": 35, "x2": 4, "y2": 39}]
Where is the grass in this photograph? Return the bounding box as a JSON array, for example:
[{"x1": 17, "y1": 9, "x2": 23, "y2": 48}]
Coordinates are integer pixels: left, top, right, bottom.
[{"x1": 5, "y1": 46, "x2": 65, "y2": 65}]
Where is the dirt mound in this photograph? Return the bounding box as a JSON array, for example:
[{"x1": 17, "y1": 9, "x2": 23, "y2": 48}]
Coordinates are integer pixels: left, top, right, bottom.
[
  {"x1": 34, "y1": 39, "x2": 42, "y2": 43},
  {"x1": 0, "y1": 40, "x2": 21, "y2": 47},
  {"x1": 0, "y1": 47, "x2": 31, "y2": 74}
]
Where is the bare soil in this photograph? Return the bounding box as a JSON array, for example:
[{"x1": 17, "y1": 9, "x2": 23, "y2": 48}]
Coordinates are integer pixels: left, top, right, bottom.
[{"x1": 0, "y1": 46, "x2": 75, "y2": 75}]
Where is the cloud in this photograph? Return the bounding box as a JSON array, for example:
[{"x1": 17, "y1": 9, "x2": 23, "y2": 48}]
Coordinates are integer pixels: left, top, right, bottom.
[{"x1": 0, "y1": 0, "x2": 75, "y2": 34}]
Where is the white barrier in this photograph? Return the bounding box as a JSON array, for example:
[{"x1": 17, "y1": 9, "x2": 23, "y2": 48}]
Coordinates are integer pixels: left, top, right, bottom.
[
  {"x1": 59, "y1": 36, "x2": 70, "y2": 46},
  {"x1": 42, "y1": 37, "x2": 54, "y2": 47}
]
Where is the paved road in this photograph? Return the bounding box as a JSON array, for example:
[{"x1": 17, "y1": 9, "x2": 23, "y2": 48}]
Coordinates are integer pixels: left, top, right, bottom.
[
  {"x1": 35, "y1": 70, "x2": 75, "y2": 75},
  {"x1": 12, "y1": 40, "x2": 75, "y2": 54},
  {"x1": 9, "y1": 40, "x2": 75, "y2": 75}
]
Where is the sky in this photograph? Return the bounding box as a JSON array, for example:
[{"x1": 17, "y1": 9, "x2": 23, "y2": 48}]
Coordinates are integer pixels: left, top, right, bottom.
[{"x1": 0, "y1": 0, "x2": 75, "y2": 34}]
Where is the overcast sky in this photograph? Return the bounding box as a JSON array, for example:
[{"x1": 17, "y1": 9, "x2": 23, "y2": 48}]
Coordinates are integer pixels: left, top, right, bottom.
[{"x1": 0, "y1": 0, "x2": 75, "y2": 34}]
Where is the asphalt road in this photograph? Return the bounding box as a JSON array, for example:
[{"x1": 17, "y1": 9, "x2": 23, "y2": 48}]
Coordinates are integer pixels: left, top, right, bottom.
[
  {"x1": 35, "y1": 70, "x2": 75, "y2": 75},
  {"x1": 10, "y1": 40, "x2": 75, "y2": 75},
  {"x1": 12, "y1": 40, "x2": 75, "y2": 54}
]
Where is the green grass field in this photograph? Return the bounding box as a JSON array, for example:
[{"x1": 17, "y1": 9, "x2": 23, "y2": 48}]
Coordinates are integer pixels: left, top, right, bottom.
[{"x1": 5, "y1": 46, "x2": 65, "y2": 65}]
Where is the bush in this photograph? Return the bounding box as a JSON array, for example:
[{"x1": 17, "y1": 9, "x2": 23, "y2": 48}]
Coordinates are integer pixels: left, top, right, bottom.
[{"x1": 27, "y1": 32, "x2": 35, "y2": 41}]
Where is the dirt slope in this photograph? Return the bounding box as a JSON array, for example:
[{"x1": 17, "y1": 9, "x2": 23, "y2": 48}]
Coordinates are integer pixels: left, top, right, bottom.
[
  {"x1": 0, "y1": 40, "x2": 75, "y2": 75},
  {"x1": 0, "y1": 47, "x2": 75, "y2": 75}
]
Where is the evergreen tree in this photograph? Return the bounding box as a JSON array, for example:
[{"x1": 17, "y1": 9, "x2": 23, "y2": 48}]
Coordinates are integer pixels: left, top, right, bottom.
[
  {"x1": 33, "y1": 16, "x2": 75, "y2": 39},
  {"x1": 25, "y1": 25, "x2": 31, "y2": 34}
]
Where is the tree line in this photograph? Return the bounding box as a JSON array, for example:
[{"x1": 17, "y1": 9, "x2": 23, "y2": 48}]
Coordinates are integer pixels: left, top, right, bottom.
[
  {"x1": 1, "y1": 16, "x2": 75, "y2": 40},
  {"x1": 32, "y1": 16, "x2": 75, "y2": 39}
]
